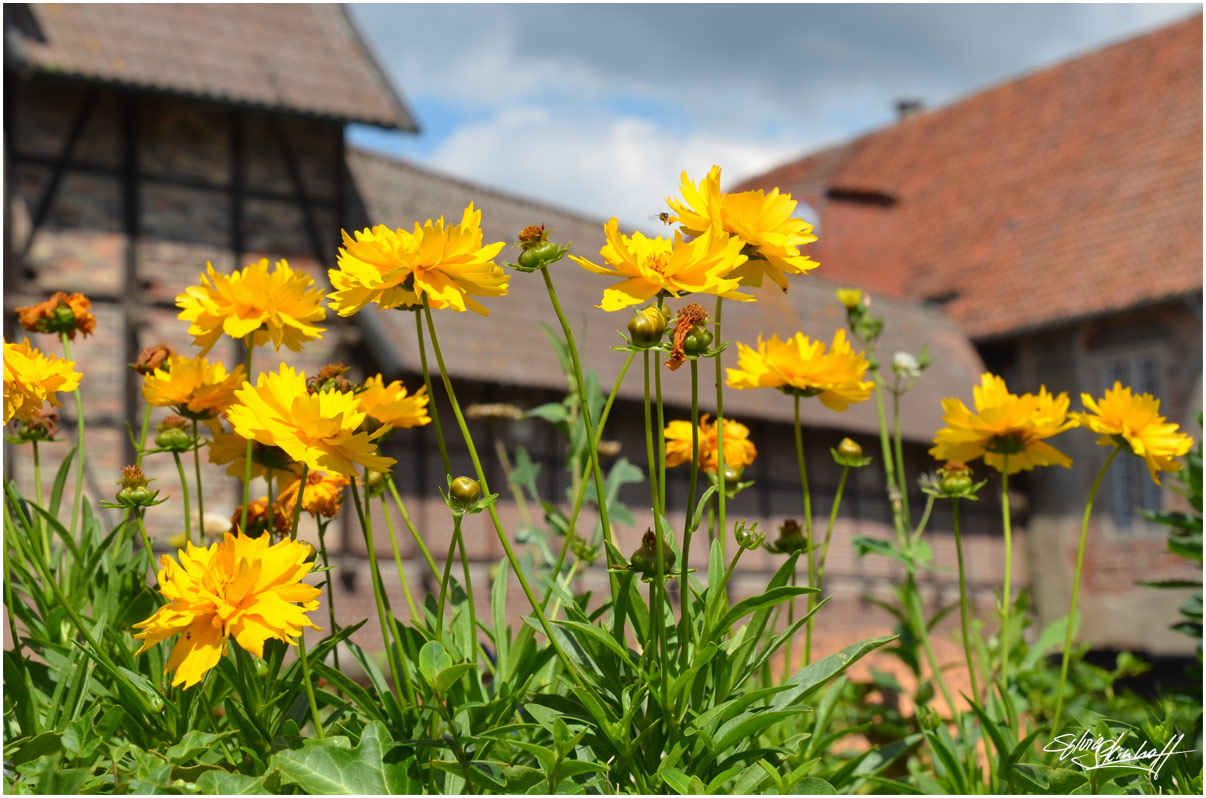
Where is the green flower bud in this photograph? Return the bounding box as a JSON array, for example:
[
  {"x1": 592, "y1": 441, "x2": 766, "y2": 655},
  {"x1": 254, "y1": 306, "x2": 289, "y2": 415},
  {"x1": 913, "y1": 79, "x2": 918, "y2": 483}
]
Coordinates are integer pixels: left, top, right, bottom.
[
  {"x1": 154, "y1": 416, "x2": 195, "y2": 452},
  {"x1": 365, "y1": 469, "x2": 387, "y2": 499},
  {"x1": 628, "y1": 529, "x2": 676, "y2": 577},
  {"x1": 450, "y1": 476, "x2": 482, "y2": 507},
  {"x1": 831, "y1": 437, "x2": 873, "y2": 468}
]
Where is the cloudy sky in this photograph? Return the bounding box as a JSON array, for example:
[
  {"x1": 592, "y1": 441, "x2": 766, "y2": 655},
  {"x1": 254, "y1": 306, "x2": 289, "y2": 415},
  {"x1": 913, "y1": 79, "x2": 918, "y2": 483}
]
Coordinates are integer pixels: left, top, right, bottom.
[{"x1": 348, "y1": 3, "x2": 1199, "y2": 231}]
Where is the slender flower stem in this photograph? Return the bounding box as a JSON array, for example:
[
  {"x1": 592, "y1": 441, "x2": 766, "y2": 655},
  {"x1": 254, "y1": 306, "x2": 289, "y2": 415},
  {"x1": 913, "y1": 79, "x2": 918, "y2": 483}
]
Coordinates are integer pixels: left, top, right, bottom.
[
  {"x1": 421, "y1": 303, "x2": 592, "y2": 694},
  {"x1": 415, "y1": 309, "x2": 452, "y2": 478},
  {"x1": 380, "y1": 493, "x2": 421, "y2": 623},
  {"x1": 783, "y1": 570, "x2": 796, "y2": 682},
  {"x1": 134, "y1": 513, "x2": 157, "y2": 581},
  {"x1": 999, "y1": 459, "x2": 1013, "y2": 684},
  {"x1": 540, "y1": 351, "x2": 634, "y2": 611},
  {"x1": 192, "y1": 420, "x2": 204, "y2": 537},
  {"x1": 386, "y1": 476, "x2": 441, "y2": 581},
  {"x1": 134, "y1": 404, "x2": 152, "y2": 465},
  {"x1": 455, "y1": 528, "x2": 481, "y2": 667},
  {"x1": 792, "y1": 394, "x2": 815, "y2": 665},
  {"x1": 32, "y1": 440, "x2": 51, "y2": 562},
  {"x1": 655, "y1": 300, "x2": 667, "y2": 517},
  {"x1": 909, "y1": 582, "x2": 958, "y2": 715},
  {"x1": 951, "y1": 498, "x2": 980, "y2": 703},
  {"x1": 1053, "y1": 446, "x2": 1122, "y2": 731},
  {"x1": 60, "y1": 333, "x2": 86, "y2": 536},
  {"x1": 436, "y1": 515, "x2": 461, "y2": 639},
  {"x1": 285, "y1": 466, "x2": 324, "y2": 737},
  {"x1": 316, "y1": 519, "x2": 340, "y2": 670},
  {"x1": 239, "y1": 337, "x2": 254, "y2": 534},
  {"x1": 679, "y1": 357, "x2": 701, "y2": 650},
  {"x1": 811, "y1": 465, "x2": 851, "y2": 655},
  {"x1": 873, "y1": 378, "x2": 909, "y2": 544},
  {"x1": 644, "y1": 351, "x2": 676, "y2": 673},
  {"x1": 539, "y1": 266, "x2": 617, "y2": 583},
  {"x1": 349, "y1": 479, "x2": 406, "y2": 705},
  {"x1": 172, "y1": 452, "x2": 192, "y2": 545},
  {"x1": 892, "y1": 389, "x2": 911, "y2": 526},
  {"x1": 713, "y1": 297, "x2": 727, "y2": 557}
]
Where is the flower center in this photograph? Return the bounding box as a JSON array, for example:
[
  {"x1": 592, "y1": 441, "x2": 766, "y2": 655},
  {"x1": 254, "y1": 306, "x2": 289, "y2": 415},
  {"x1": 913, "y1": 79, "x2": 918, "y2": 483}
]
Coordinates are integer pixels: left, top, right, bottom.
[
  {"x1": 986, "y1": 432, "x2": 1027, "y2": 455},
  {"x1": 644, "y1": 253, "x2": 669, "y2": 277}
]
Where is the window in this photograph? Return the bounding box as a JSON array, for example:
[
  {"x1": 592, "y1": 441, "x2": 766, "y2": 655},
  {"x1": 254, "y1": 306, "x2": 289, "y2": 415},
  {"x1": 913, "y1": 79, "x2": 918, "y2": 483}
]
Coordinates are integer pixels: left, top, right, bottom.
[{"x1": 1099, "y1": 349, "x2": 1166, "y2": 533}]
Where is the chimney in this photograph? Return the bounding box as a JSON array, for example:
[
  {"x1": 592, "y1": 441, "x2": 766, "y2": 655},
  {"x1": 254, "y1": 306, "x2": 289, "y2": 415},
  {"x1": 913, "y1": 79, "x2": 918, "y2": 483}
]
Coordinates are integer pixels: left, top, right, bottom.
[{"x1": 894, "y1": 98, "x2": 923, "y2": 121}]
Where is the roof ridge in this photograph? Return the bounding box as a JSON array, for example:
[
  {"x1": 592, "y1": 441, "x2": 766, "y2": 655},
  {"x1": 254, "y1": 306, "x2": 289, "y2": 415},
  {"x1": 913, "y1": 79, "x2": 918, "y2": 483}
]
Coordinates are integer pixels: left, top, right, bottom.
[{"x1": 347, "y1": 146, "x2": 609, "y2": 227}]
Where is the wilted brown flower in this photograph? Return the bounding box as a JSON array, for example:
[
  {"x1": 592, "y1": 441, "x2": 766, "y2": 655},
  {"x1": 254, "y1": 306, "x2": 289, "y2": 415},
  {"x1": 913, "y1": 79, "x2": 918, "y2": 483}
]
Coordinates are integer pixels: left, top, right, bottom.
[
  {"x1": 16, "y1": 292, "x2": 97, "y2": 340},
  {"x1": 131, "y1": 343, "x2": 175, "y2": 375}
]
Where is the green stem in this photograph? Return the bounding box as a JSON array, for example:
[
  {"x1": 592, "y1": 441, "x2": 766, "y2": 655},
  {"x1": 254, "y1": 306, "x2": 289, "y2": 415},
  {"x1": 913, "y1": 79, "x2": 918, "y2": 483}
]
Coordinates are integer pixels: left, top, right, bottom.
[
  {"x1": 381, "y1": 493, "x2": 421, "y2": 623},
  {"x1": 792, "y1": 394, "x2": 815, "y2": 665},
  {"x1": 892, "y1": 389, "x2": 911, "y2": 526},
  {"x1": 436, "y1": 516, "x2": 461, "y2": 639},
  {"x1": 873, "y1": 378, "x2": 909, "y2": 544},
  {"x1": 421, "y1": 302, "x2": 592, "y2": 695},
  {"x1": 32, "y1": 440, "x2": 50, "y2": 562},
  {"x1": 713, "y1": 297, "x2": 727, "y2": 558},
  {"x1": 239, "y1": 337, "x2": 254, "y2": 534},
  {"x1": 456, "y1": 528, "x2": 480, "y2": 667},
  {"x1": 349, "y1": 479, "x2": 406, "y2": 705},
  {"x1": 540, "y1": 350, "x2": 634, "y2": 610},
  {"x1": 172, "y1": 452, "x2": 192, "y2": 546},
  {"x1": 1053, "y1": 446, "x2": 1122, "y2": 731},
  {"x1": 951, "y1": 499, "x2": 980, "y2": 703},
  {"x1": 642, "y1": 351, "x2": 672, "y2": 689},
  {"x1": 811, "y1": 466, "x2": 850, "y2": 652},
  {"x1": 192, "y1": 420, "x2": 205, "y2": 538},
  {"x1": 655, "y1": 299, "x2": 667, "y2": 517},
  {"x1": 1000, "y1": 461, "x2": 1013, "y2": 685},
  {"x1": 415, "y1": 309, "x2": 452, "y2": 479},
  {"x1": 539, "y1": 266, "x2": 618, "y2": 586},
  {"x1": 909, "y1": 580, "x2": 958, "y2": 716},
  {"x1": 134, "y1": 403, "x2": 152, "y2": 465},
  {"x1": 60, "y1": 333, "x2": 86, "y2": 537},
  {"x1": 386, "y1": 477, "x2": 441, "y2": 582},
  {"x1": 316, "y1": 519, "x2": 340, "y2": 670},
  {"x1": 678, "y1": 358, "x2": 701, "y2": 657},
  {"x1": 134, "y1": 512, "x2": 158, "y2": 579},
  {"x1": 784, "y1": 570, "x2": 796, "y2": 682},
  {"x1": 284, "y1": 465, "x2": 324, "y2": 737}
]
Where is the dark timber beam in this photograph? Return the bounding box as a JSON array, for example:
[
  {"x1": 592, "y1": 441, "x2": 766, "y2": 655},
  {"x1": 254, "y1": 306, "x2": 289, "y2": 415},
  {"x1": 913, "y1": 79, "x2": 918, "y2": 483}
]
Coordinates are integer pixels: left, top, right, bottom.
[
  {"x1": 120, "y1": 92, "x2": 140, "y2": 469},
  {"x1": 20, "y1": 87, "x2": 98, "y2": 261},
  {"x1": 270, "y1": 116, "x2": 325, "y2": 263}
]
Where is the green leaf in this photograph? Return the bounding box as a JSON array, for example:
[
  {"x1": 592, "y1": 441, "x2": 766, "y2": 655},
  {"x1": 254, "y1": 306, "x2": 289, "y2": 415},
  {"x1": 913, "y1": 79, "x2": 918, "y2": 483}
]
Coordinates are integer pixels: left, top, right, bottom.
[
  {"x1": 715, "y1": 585, "x2": 818, "y2": 634},
  {"x1": 435, "y1": 663, "x2": 475, "y2": 694},
  {"x1": 418, "y1": 641, "x2": 453, "y2": 688},
  {"x1": 7, "y1": 732, "x2": 63, "y2": 766},
  {"x1": 771, "y1": 635, "x2": 896, "y2": 711},
  {"x1": 196, "y1": 769, "x2": 277, "y2": 795},
  {"x1": 789, "y1": 776, "x2": 836, "y2": 794},
  {"x1": 1022, "y1": 614, "x2": 1075, "y2": 670},
  {"x1": 273, "y1": 722, "x2": 414, "y2": 794},
  {"x1": 659, "y1": 768, "x2": 693, "y2": 794},
  {"x1": 49, "y1": 444, "x2": 76, "y2": 519},
  {"x1": 166, "y1": 731, "x2": 231, "y2": 765},
  {"x1": 527, "y1": 403, "x2": 570, "y2": 425}
]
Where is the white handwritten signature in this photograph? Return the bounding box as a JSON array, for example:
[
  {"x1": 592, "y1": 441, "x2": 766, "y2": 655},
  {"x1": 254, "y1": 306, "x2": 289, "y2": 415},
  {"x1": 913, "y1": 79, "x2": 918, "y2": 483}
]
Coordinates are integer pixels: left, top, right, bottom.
[{"x1": 1043, "y1": 730, "x2": 1194, "y2": 778}]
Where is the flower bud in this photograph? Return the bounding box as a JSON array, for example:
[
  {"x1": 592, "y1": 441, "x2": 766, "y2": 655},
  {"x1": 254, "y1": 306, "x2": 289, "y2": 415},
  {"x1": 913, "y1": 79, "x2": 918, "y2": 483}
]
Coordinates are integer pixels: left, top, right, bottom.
[
  {"x1": 365, "y1": 469, "x2": 387, "y2": 499},
  {"x1": 9, "y1": 408, "x2": 60, "y2": 443},
  {"x1": 628, "y1": 528, "x2": 676, "y2": 577},
  {"x1": 514, "y1": 224, "x2": 569, "y2": 270},
  {"x1": 154, "y1": 415, "x2": 194, "y2": 452},
  {"x1": 130, "y1": 343, "x2": 174, "y2": 375},
  {"x1": 722, "y1": 465, "x2": 743, "y2": 484},
  {"x1": 939, "y1": 461, "x2": 973, "y2": 495},
  {"x1": 735, "y1": 520, "x2": 764, "y2": 551},
  {"x1": 627, "y1": 306, "x2": 668, "y2": 348},
  {"x1": 450, "y1": 476, "x2": 482, "y2": 509},
  {"x1": 832, "y1": 437, "x2": 873, "y2": 468},
  {"x1": 113, "y1": 465, "x2": 161, "y2": 508},
  {"x1": 892, "y1": 351, "x2": 922, "y2": 379},
  {"x1": 307, "y1": 364, "x2": 355, "y2": 395},
  {"x1": 766, "y1": 518, "x2": 808, "y2": 554}
]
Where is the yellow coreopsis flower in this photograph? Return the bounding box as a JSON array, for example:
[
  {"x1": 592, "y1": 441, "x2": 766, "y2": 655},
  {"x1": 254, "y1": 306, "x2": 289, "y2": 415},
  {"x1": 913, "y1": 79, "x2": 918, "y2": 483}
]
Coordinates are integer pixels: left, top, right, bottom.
[
  {"x1": 208, "y1": 430, "x2": 303, "y2": 487},
  {"x1": 570, "y1": 219, "x2": 751, "y2": 311},
  {"x1": 176, "y1": 259, "x2": 326, "y2": 355},
  {"x1": 664, "y1": 414, "x2": 757, "y2": 474},
  {"x1": 930, "y1": 373, "x2": 1076, "y2": 475},
  {"x1": 142, "y1": 354, "x2": 245, "y2": 420},
  {"x1": 132, "y1": 532, "x2": 321, "y2": 689},
  {"x1": 836, "y1": 288, "x2": 864, "y2": 309},
  {"x1": 276, "y1": 471, "x2": 350, "y2": 520},
  {"x1": 3, "y1": 338, "x2": 82, "y2": 424},
  {"x1": 727, "y1": 329, "x2": 873, "y2": 411},
  {"x1": 328, "y1": 204, "x2": 508, "y2": 317},
  {"x1": 1073, "y1": 382, "x2": 1194, "y2": 485},
  {"x1": 665, "y1": 165, "x2": 819, "y2": 292},
  {"x1": 226, "y1": 364, "x2": 396, "y2": 477},
  {"x1": 358, "y1": 375, "x2": 432, "y2": 429}
]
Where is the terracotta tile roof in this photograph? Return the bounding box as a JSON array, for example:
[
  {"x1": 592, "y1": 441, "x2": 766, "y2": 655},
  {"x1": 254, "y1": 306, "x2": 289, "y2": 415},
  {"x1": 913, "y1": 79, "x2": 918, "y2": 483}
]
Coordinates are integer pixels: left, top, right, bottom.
[
  {"x1": 736, "y1": 16, "x2": 1203, "y2": 340},
  {"x1": 11, "y1": 3, "x2": 417, "y2": 130},
  {"x1": 345, "y1": 149, "x2": 986, "y2": 441}
]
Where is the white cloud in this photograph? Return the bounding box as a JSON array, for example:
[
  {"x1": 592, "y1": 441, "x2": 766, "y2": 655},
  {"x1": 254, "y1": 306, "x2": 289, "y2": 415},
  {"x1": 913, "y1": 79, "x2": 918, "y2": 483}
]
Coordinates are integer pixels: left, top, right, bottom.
[{"x1": 422, "y1": 107, "x2": 811, "y2": 232}]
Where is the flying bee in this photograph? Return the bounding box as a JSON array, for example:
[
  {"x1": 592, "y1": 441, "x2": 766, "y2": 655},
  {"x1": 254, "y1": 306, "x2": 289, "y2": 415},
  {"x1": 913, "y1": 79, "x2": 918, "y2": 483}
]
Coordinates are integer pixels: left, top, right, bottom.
[{"x1": 649, "y1": 212, "x2": 673, "y2": 225}]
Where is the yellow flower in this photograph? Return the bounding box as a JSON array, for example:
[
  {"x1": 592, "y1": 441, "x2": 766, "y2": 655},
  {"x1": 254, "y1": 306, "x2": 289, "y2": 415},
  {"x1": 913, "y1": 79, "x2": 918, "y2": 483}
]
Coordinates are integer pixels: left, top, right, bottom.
[
  {"x1": 3, "y1": 338, "x2": 82, "y2": 424},
  {"x1": 1073, "y1": 382, "x2": 1194, "y2": 485},
  {"x1": 229, "y1": 497, "x2": 291, "y2": 538},
  {"x1": 276, "y1": 471, "x2": 350, "y2": 520},
  {"x1": 226, "y1": 364, "x2": 396, "y2": 478},
  {"x1": 328, "y1": 204, "x2": 508, "y2": 317},
  {"x1": 208, "y1": 430, "x2": 303, "y2": 487},
  {"x1": 836, "y1": 288, "x2": 864, "y2": 309},
  {"x1": 726, "y1": 329, "x2": 873, "y2": 411},
  {"x1": 142, "y1": 354, "x2": 245, "y2": 420},
  {"x1": 665, "y1": 165, "x2": 819, "y2": 292},
  {"x1": 358, "y1": 375, "x2": 432, "y2": 429},
  {"x1": 176, "y1": 259, "x2": 326, "y2": 355},
  {"x1": 132, "y1": 532, "x2": 321, "y2": 689},
  {"x1": 664, "y1": 414, "x2": 757, "y2": 474},
  {"x1": 930, "y1": 373, "x2": 1076, "y2": 475},
  {"x1": 570, "y1": 218, "x2": 751, "y2": 311}
]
